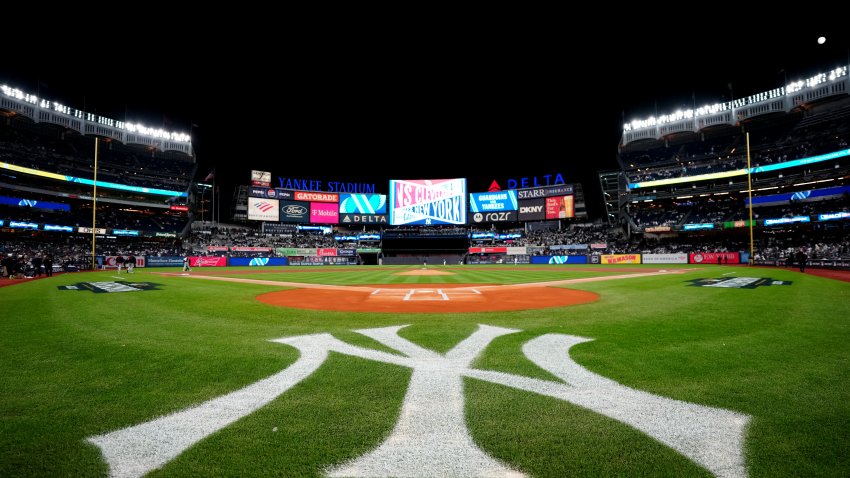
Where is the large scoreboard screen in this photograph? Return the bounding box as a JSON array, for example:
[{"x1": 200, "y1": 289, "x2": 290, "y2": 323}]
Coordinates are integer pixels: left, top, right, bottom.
[{"x1": 389, "y1": 178, "x2": 467, "y2": 225}]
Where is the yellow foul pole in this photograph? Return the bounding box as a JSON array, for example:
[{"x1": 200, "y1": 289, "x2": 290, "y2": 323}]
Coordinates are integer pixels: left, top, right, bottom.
[
  {"x1": 91, "y1": 138, "x2": 98, "y2": 270},
  {"x1": 746, "y1": 132, "x2": 754, "y2": 264}
]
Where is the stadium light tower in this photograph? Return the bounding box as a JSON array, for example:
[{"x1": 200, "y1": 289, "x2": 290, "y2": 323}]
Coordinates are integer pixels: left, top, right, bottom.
[
  {"x1": 746, "y1": 133, "x2": 754, "y2": 264},
  {"x1": 91, "y1": 138, "x2": 99, "y2": 271}
]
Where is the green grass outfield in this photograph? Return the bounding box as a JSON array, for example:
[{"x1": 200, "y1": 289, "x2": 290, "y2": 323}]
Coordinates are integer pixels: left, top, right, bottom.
[{"x1": 1, "y1": 264, "x2": 848, "y2": 477}]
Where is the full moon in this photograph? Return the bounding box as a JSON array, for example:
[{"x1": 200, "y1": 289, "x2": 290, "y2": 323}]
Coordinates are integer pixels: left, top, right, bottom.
[{"x1": 817, "y1": 36, "x2": 826, "y2": 45}]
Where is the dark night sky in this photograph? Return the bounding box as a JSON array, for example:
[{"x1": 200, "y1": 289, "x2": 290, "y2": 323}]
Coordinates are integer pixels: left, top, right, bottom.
[{"x1": 2, "y1": 25, "x2": 848, "y2": 219}]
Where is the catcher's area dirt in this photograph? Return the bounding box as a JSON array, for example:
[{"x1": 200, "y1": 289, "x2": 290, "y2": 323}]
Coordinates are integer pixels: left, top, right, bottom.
[{"x1": 256, "y1": 283, "x2": 599, "y2": 313}]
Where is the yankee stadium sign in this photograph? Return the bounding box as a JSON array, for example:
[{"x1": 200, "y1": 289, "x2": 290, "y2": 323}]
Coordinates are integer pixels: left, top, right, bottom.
[
  {"x1": 278, "y1": 177, "x2": 376, "y2": 193},
  {"x1": 88, "y1": 325, "x2": 749, "y2": 478}
]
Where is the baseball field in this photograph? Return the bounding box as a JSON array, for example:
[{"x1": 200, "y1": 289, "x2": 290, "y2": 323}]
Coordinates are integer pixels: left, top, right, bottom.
[{"x1": 1, "y1": 264, "x2": 848, "y2": 477}]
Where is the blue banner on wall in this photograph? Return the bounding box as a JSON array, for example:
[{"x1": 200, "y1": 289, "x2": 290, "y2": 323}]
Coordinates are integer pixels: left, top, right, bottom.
[
  {"x1": 0, "y1": 195, "x2": 70, "y2": 211},
  {"x1": 531, "y1": 255, "x2": 588, "y2": 265},
  {"x1": 683, "y1": 223, "x2": 715, "y2": 230},
  {"x1": 145, "y1": 256, "x2": 185, "y2": 267},
  {"x1": 339, "y1": 194, "x2": 387, "y2": 214},
  {"x1": 746, "y1": 185, "x2": 850, "y2": 206},
  {"x1": 469, "y1": 190, "x2": 518, "y2": 212},
  {"x1": 229, "y1": 257, "x2": 289, "y2": 266}
]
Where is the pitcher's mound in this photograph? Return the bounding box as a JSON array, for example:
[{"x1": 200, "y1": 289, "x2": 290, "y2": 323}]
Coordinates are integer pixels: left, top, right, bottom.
[{"x1": 395, "y1": 269, "x2": 455, "y2": 276}]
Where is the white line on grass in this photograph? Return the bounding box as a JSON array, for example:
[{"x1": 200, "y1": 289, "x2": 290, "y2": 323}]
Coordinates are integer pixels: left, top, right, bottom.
[{"x1": 87, "y1": 325, "x2": 751, "y2": 478}]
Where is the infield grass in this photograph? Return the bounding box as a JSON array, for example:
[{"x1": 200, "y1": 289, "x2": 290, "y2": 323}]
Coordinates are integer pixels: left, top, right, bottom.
[{"x1": 0, "y1": 264, "x2": 848, "y2": 477}]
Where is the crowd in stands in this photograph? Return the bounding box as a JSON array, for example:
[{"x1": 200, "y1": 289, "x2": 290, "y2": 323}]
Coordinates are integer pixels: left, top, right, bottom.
[
  {"x1": 0, "y1": 202, "x2": 187, "y2": 233},
  {"x1": 0, "y1": 235, "x2": 183, "y2": 277},
  {"x1": 186, "y1": 227, "x2": 337, "y2": 257},
  {"x1": 622, "y1": 99, "x2": 850, "y2": 185},
  {"x1": 382, "y1": 226, "x2": 468, "y2": 237},
  {"x1": 0, "y1": 119, "x2": 194, "y2": 193},
  {"x1": 628, "y1": 195, "x2": 850, "y2": 229}
]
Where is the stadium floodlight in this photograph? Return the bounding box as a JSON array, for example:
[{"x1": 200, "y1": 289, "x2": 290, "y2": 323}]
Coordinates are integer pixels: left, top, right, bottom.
[
  {"x1": 1, "y1": 84, "x2": 192, "y2": 144},
  {"x1": 626, "y1": 65, "x2": 848, "y2": 133}
]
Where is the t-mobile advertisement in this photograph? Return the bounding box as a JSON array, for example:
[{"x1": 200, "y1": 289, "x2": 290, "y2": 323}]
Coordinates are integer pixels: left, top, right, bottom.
[
  {"x1": 310, "y1": 202, "x2": 339, "y2": 224},
  {"x1": 390, "y1": 178, "x2": 467, "y2": 225}
]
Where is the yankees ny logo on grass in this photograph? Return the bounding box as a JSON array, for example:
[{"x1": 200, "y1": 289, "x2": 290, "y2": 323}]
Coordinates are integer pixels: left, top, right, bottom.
[{"x1": 88, "y1": 325, "x2": 750, "y2": 478}]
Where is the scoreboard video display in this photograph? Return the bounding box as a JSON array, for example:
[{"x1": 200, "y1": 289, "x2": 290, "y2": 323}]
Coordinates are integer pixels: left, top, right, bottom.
[{"x1": 389, "y1": 178, "x2": 467, "y2": 225}]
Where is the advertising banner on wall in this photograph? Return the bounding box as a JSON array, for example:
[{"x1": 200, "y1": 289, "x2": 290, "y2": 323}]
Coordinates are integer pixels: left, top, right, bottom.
[
  {"x1": 506, "y1": 246, "x2": 527, "y2": 255},
  {"x1": 104, "y1": 256, "x2": 146, "y2": 268},
  {"x1": 207, "y1": 246, "x2": 229, "y2": 252},
  {"x1": 516, "y1": 184, "x2": 574, "y2": 200},
  {"x1": 339, "y1": 194, "x2": 387, "y2": 214},
  {"x1": 683, "y1": 223, "x2": 715, "y2": 230},
  {"x1": 763, "y1": 216, "x2": 810, "y2": 226},
  {"x1": 78, "y1": 227, "x2": 108, "y2": 234},
  {"x1": 262, "y1": 223, "x2": 297, "y2": 235},
  {"x1": 231, "y1": 247, "x2": 273, "y2": 252},
  {"x1": 229, "y1": 257, "x2": 289, "y2": 266},
  {"x1": 310, "y1": 202, "x2": 339, "y2": 224},
  {"x1": 389, "y1": 178, "x2": 467, "y2": 225},
  {"x1": 469, "y1": 247, "x2": 508, "y2": 254},
  {"x1": 818, "y1": 211, "x2": 850, "y2": 221},
  {"x1": 248, "y1": 197, "x2": 280, "y2": 221},
  {"x1": 466, "y1": 255, "x2": 507, "y2": 264},
  {"x1": 689, "y1": 252, "x2": 740, "y2": 264},
  {"x1": 295, "y1": 191, "x2": 339, "y2": 203},
  {"x1": 722, "y1": 220, "x2": 756, "y2": 229},
  {"x1": 517, "y1": 199, "x2": 545, "y2": 221},
  {"x1": 549, "y1": 244, "x2": 587, "y2": 250},
  {"x1": 0, "y1": 195, "x2": 70, "y2": 211},
  {"x1": 276, "y1": 247, "x2": 320, "y2": 256},
  {"x1": 601, "y1": 254, "x2": 642, "y2": 264},
  {"x1": 279, "y1": 201, "x2": 310, "y2": 223},
  {"x1": 190, "y1": 256, "x2": 227, "y2": 267},
  {"x1": 43, "y1": 224, "x2": 74, "y2": 232},
  {"x1": 642, "y1": 253, "x2": 688, "y2": 264},
  {"x1": 469, "y1": 210, "x2": 516, "y2": 224},
  {"x1": 545, "y1": 195, "x2": 574, "y2": 219},
  {"x1": 145, "y1": 256, "x2": 184, "y2": 267},
  {"x1": 340, "y1": 213, "x2": 388, "y2": 224},
  {"x1": 248, "y1": 187, "x2": 292, "y2": 200},
  {"x1": 469, "y1": 190, "x2": 518, "y2": 212},
  {"x1": 530, "y1": 255, "x2": 588, "y2": 265},
  {"x1": 288, "y1": 256, "x2": 357, "y2": 266}
]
